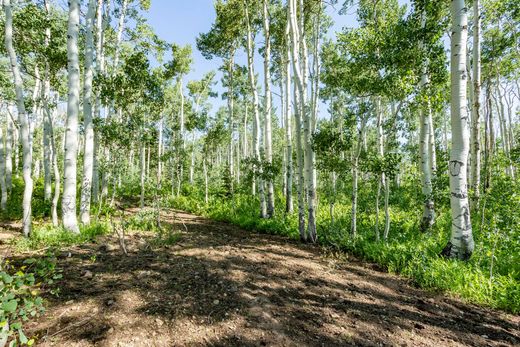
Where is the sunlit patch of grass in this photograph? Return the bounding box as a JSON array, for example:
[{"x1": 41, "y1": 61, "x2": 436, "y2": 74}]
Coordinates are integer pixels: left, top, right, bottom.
[{"x1": 12, "y1": 222, "x2": 111, "y2": 252}]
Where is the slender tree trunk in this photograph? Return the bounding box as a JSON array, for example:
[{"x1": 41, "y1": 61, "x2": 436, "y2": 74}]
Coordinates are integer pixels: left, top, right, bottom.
[
  {"x1": 470, "y1": 0, "x2": 481, "y2": 208},
  {"x1": 30, "y1": 66, "x2": 41, "y2": 160},
  {"x1": 80, "y1": 0, "x2": 96, "y2": 225},
  {"x1": 203, "y1": 158, "x2": 208, "y2": 204},
  {"x1": 375, "y1": 97, "x2": 384, "y2": 241},
  {"x1": 140, "y1": 144, "x2": 145, "y2": 208},
  {"x1": 352, "y1": 116, "x2": 367, "y2": 237},
  {"x1": 495, "y1": 79, "x2": 514, "y2": 178},
  {"x1": 305, "y1": 2, "x2": 321, "y2": 243},
  {"x1": 227, "y1": 55, "x2": 235, "y2": 192},
  {"x1": 244, "y1": 3, "x2": 266, "y2": 218},
  {"x1": 284, "y1": 33, "x2": 293, "y2": 214},
  {"x1": 263, "y1": 0, "x2": 275, "y2": 217},
  {"x1": 418, "y1": 13, "x2": 435, "y2": 231},
  {"x1": 189, "y1": 131, "x2": 195, "y2": 184},
  {"x1": 420, "y1": 95, "x2": 435, "y2": 231},
  {"x1": 50, "y1": 97, "x2": 60, "y2": 226},
  {"x1": 157, "y1": 117, "x2": 163, "y2": 184},
  {"x1": 0, "y1": 127, "x2": 6, "y2": 211},
  {"x1": 178, "y1": 77, "x2": 185, "y2": 193},
  {"x1": 383, "y1": 175, "x2": 390, "y2": 240},
  {"x1": 42, "y1": 1, "x2": 52, "y2": 201},
  {"x1": 5, "y1": 115, "x2": 12, "y2": 193},
  {"x1": 4, "y1": 0, "x2": 33, "y2": 236},
  {"x1": 289, "y1": 0, "x2": 306, "y2": 240},
  {"x1": 299, "y1": 0, "x2": 317, "y2": 243},
  {"x1": 92, "y1": 0, "x2": 105, "y2": 204},
  {"x1": 62, "y1": 0, "x2": 81, "y2": 233},
  {"x1": 442, "y1": 0, "x2": 474, "y2": 260}
]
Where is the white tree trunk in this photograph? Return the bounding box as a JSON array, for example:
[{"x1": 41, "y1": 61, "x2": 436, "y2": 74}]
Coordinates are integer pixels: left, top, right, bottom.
[
  {"x1": 284, "y1": 31, "x2": 293, "y2": 214},
  {"x1": 50, "y1": 96, "x2": 60, "y2": 226},
  {"x1": 113, "y1": 0, "x2": 128, "y2": 67},
  {"x1": 470, "y1": 0, "x2": 481, "y2": 207},
  {"x1": 6, "y1": 107, "x2": 13, "y2": 192},
  {"x1": 140, "y1": 144, "x2": 145, "y2": 208},
  {"x1": 42, "y1": 1, "x2": 52, "y2": 201},
  {"x1": 263, "y1": 0, "x2": 275, "y2": 217},
  {"x1": 420, "y1": 89, "x2": 435, "y2": 231},
  {"x1": 203, "y1": 158, "x2": 208, "y2": 204},
  {"x1": 351, "y1": 116, "x2": 367, "y2": 237},
  {"x1": 92, "y1": 0, "x2": 105, "y2": 204},
  {"x1": 158, "y1": 117, "x2": 163, "y2": 184},
  {"x1": 80, "y1": 0, "x2": 97, "y2": 225},
  {"x1": 418, "y1": 12, "x2": 435, "y2": 231},
  {"x1": 228, "y1": 56, "x2": 235, "y2": 191},
  {"x1": 189, "y1": 131, "x2": 195, "y2": 184},
  {"x1": 0, "y1": 127, "x2": 6, "y2": 211},
  {"x1": 294, "y1": 0, "x2": 317, "y2": 243},
  {"x1": 4, "y1": 0, "x2": 33, "y2": 236},
  {"x1": 375, "y1": 97, "x2": 384, "y2": 241},
  {"x1": 244, "y1": 3, "x2": 266, "y2": 218},
  {"x1": 62, "y1": 0, "x2": 81, "y2": 233},
  {"x1": 289, "y1": 0, "x2": 306, "y2": 239},
  {"x1": 443, "y1": 0, "x2": 474, "y2": 260},
  {"x1": 30, "y1": 66, "x2": 41, "y2": 160}
]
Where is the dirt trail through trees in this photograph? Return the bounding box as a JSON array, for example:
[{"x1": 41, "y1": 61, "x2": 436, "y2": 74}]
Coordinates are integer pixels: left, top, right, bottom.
[{"x1": 19, "y1": 210, "x2": 520, "y2": 346}]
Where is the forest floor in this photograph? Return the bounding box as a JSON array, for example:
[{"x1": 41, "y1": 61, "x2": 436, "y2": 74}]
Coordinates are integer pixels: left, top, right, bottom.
[{"x1": 1, "y1": 209, "x2": 519, "y2": 347}]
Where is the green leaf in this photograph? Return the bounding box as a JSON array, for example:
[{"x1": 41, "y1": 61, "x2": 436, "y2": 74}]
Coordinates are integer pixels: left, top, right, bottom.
[
  {"x1": 18, "y1": 329, "x2": 28, "y2": 344},
  {"x1": 2, "y1": 273, "x2": 13, "y2": 284},
  {"x1": 3, "y1": 300, "x2": 17, "y2": 313}
]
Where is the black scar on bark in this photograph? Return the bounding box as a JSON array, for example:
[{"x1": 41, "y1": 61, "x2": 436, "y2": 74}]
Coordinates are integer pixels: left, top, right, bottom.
[{"x1": 449, "y1": 160, "x2": 464, "y2": 176}]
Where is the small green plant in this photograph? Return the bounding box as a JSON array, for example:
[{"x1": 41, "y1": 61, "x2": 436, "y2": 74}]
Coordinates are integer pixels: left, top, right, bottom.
[
  {"x1": 149, "y1": 229, "x2": 181, "y2": 247},
  {"x1": 126, "y1": 209, "x2": 161, "y2": 232},
  {"x1": 0, "y1": 257, "x2": 57, "y2": 346}
]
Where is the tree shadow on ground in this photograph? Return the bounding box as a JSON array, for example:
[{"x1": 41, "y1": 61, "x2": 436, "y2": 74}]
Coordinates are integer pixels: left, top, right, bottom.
[{"x1": 8, "y1": 211, "x2": 520, "y2": 346}]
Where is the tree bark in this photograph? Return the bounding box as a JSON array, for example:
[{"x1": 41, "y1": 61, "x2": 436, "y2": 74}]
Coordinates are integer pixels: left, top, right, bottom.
[
  {"x1": 50, "y1": 95, "x2": 60, "y2": 226},
  {"x1": 289, "y1": 0, "x2": 306, "y2": 240},
  {"x1": 5, "y1": 114, "x2": 13, "y2": 193},
  {"x1": 62, "y1": 0, "x2": 81, "y2": 233},
  {"x1": 284, "y1": 29, "x2": 293, "y2": 214},
  {"x1": 263, "y1": 0, "x2": 275, "y2": 217},
  {"x1": 244, "y1": 2, "x2": 267, "y2": 218},
  {"x1": 470, "y1": 0, "x2": 481, "y2": 208},
  {"x1": 0, "y1": 127, "x2": 6, "y2": 211},
  {"x1": 351, "y1": 115, "x2": 367, "y2": 237},
  {"x1": 4, "y1": 0, "x2": 34, "y2": 236},
  {"x1": 442, "y1": 0, "x2": 474, "y2": 260},
  {"x1": 80, "y1": 0, "x2": 97, "y2": 225}
]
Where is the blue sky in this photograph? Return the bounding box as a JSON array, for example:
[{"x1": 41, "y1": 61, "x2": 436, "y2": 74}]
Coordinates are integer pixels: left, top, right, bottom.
[{"x1": 143, "y1": 0, "x2": 361, "y2": 120}]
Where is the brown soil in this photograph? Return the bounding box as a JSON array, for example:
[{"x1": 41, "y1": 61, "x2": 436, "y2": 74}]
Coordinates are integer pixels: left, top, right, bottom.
[{"x1": 4, "y1": 210, "x2": 520, "y2": 346}]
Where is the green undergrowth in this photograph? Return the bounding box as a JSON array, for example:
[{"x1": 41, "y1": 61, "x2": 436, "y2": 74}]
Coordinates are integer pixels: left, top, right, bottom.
[
  {"x1": 125, "y1": 208, "x2": 182, "y2": 247},
  {"x1": 169, "y1": 193, "x2": 520, "y2": 314},
  {"x1": 12, "y1": 222, "x2": 111, "y2": 252}
]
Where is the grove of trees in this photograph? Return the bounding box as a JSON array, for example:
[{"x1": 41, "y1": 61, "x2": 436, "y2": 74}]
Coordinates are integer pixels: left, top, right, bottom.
[{"x1": 0, "y1": 0, "x2": 519, "y2": 340}]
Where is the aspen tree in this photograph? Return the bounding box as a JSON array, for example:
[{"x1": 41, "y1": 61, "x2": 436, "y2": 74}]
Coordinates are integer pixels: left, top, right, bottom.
[
  {"x1": 442, "y1": 0, "x2": 474, "y2": 260},
  {"x1": 80, "y1": 0, "x2": 97, "y2": 225},
  {"x1": 62, "y1": 0, "x2": 81, "y2": 233},
  {"x1": 263, "y1": 0, "x2": 275, "y2": 217},
  {"x1": 4, "y1": 0, "x2": 34, "y2": 236}
]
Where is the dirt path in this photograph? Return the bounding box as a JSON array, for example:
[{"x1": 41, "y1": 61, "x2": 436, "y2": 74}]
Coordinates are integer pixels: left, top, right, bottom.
[{"x1": 14, "y1": 210, "x2": 519, "y2": 346}]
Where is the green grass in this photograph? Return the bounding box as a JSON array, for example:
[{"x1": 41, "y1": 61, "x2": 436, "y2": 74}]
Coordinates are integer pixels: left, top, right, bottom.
[
  {"x1": 12, "y1": 222, "x2": 111, "y2": 252},
  {"x1": 168, "y1": 192, "x2": 520, "y2": 314}
]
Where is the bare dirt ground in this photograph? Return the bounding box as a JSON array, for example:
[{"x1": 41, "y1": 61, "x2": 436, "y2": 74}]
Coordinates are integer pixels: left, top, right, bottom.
[{"x1": 3, "y1": 210, "x2": 519, "y2": 347}]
